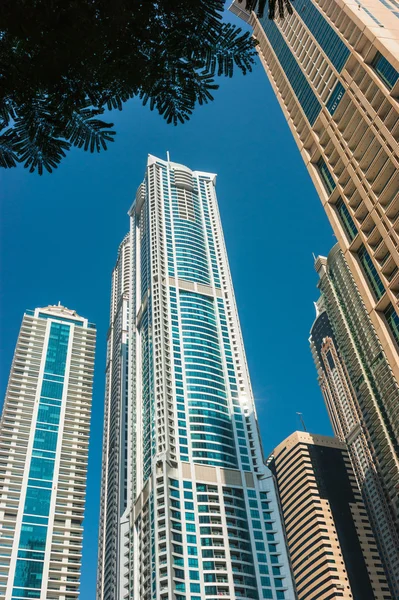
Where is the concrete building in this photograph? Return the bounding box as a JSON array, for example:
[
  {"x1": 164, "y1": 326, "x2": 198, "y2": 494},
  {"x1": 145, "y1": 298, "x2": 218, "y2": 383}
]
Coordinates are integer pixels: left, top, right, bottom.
[
  {"x1": 269, "y1": 431, "x2": 390, "y2": 600},
  {"x1": 230, "y1": 0, "x2": 399, "y2": 424},
  {"x1": 309, "y1": 245, "x2": 399, "y2": 596},
  {"x1": 97, "y1": 155, "x2": 296, "y2": 600},
  {"x1": 0, "y1": 304, "x2": 96, "y2": 600}
]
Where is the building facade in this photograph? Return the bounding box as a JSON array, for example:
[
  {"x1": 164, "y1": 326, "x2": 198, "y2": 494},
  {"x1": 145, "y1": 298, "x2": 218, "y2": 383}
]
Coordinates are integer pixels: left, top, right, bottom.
[
  {"x1": 97, "y1": 155, "x2": 296, "y2": 600},
  {"x1": 97, "y1": 234, "x2": 131, "y2": 600},
  {"x1": 269, "y1": 431, "x2": 390, "y2": 600},
  {"x1": 0, "y1": 304, "x2": 96, "y2": 600},
  {"x1": 309, "y1": 245, "x2": 399, "y2": 596},
  {"x1": 230, "y1": 0, "x2": 399, "y2": 396}
]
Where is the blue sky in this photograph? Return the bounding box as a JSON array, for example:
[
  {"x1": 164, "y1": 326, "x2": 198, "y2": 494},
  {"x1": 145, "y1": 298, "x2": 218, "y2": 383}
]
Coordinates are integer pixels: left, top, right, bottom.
[{"x1": 0, "y1": 8, "x2": 334, "y2": 599}]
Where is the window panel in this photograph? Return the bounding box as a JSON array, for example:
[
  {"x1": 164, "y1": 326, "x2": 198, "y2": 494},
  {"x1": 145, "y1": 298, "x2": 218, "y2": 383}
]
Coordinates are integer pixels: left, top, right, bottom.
[{"x1": 13, "y1": 559, "x2": 44, "y2": 589}]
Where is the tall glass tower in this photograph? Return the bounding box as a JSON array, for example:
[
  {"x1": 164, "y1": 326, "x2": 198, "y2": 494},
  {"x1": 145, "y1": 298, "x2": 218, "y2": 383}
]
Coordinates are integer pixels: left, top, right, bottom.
[
  {"x1": 97, "y1": 155, "x2": 295, "y2": 600},
  {"x1": 0, "y1": 304, "x2": 96, "y2": 600},
  {"x1": 230, "y1": 0, "x2": 399, "y2": 406}
]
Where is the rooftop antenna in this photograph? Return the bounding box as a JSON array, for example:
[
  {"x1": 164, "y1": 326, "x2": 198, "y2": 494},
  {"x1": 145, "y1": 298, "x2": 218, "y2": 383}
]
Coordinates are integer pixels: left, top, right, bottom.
[
  {"x1": 296, "y1": 412, "x2": 307, "y2": 432},
  {"x1": 312, "y1": 252, "x2": 317, "y2": 262},
  {"x1": 166, "y1": 150, "x2": 170, "y2": 163}
]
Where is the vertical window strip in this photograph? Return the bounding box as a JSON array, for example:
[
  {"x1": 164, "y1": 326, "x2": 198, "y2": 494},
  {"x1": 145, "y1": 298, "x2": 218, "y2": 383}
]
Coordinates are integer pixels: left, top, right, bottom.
[
  {"x1": 383, "y1": 303, "x2": 399, "y2": 346},
  {"x1": 326, "y1": 81, "x2": 346, "y2": 115},
  {"x1": 371, "y1": 51, "x2": 399, "y2": 90},
  {"x1": 335, "y1": 198, "x2": 358, "y2": 241},
  {"x1": 258, "y1": 12, "x2": 321, "y2": 126},
  {"x1": 294, "y1": 0, "x2": 350, "y2": 72},
  {"x1": 13, "y1": 322, "x2": 70, "y2": 598},
  {"x1": 316, "y1": 158, "x2": 336, "y2": 194},
  {"x1": 358, "y1": 245, "x2": 386, "y2": 300}
]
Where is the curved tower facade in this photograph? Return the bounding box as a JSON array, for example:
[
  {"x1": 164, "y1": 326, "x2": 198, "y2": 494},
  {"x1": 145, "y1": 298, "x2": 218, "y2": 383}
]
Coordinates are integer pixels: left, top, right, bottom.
[{"x1": 97, "y1": 155, "x2": 295, "y2": 600}]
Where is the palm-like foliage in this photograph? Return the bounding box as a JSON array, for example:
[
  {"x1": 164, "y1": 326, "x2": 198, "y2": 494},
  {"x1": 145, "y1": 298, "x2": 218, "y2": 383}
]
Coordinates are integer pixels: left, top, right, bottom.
[{"x1": 0, "y1": 0, "x2": 293, "y2": 174}]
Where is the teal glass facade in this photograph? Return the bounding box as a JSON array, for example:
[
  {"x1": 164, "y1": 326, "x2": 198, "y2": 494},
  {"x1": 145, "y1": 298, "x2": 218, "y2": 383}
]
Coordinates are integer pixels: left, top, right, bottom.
[
  {"x1": 180, "y1": 291, "x2": 238, "y2": 469},
  {"x1": 12, "y1": 322, "x2": 70, "y2": 600}
]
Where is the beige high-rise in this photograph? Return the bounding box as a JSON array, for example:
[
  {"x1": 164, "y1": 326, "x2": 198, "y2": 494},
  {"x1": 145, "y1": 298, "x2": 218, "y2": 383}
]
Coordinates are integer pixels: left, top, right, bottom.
[
  {"x1": 230, "y1": 0, "x2": 399, "y2": 377},
  {"x1": 230, "y1": 0, "x2": 399, "y2": 595},
  {"x1": 269, "y1": 432, "x2": 390, "y2": 600}
]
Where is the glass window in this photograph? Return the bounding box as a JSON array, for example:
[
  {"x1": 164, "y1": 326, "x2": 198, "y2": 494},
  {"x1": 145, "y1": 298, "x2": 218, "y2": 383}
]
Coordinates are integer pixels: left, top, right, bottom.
[
  {"x1": 28, "y1": 457, "x2": 54, "y2": 482},
  {"x1": 33, "y1": 424, "x2": 58, "y2": 452},
  {"x1": 335, "y1": 198, "x2": 357, "y2": 241},
  {"x1": 316, "y1": 158, "x2": 336, "y2": 194},
  {"x1": 40, "y1": 380, "x2": 63, "y2": 400},
  {"x1": 256, "y1": 542, "x2": 265, "y2": 551},
  {"x1": 384, "y1": 303, "x2": 399, "y2": 346},
  {"x1": 258, "y1": 12, "x2": 321, "y2": 125},
  {"x1": 18, "y1": 524, "x2": 47, "y2": 551},
  {"x1": 326, "y1": 81, "x2": 346, "y2": 115},
  {"x1": 257, "y1": 553, "x2": 267, "y2": 563},
  {"x1": 371, "y1": 51, "x2": 399, "y2": 90},
  {"x1": 44, "y1": 323, "x2": 70, "y2": 375},
  {"x1": 174, "y1": 568, "x2": 185, "y2": 579},
  {"x1": 294, "y1": 0, "x2": 350, "y2": 71},
  {"x1": 13, "y1": 558, "x2": 44, "y2": 589},
  {"x1": 358, "y1": 245, "x2": 385, "y2": 300},
  {"x1": 23, "y1": 487, "x2": 51, "y2": 517}
]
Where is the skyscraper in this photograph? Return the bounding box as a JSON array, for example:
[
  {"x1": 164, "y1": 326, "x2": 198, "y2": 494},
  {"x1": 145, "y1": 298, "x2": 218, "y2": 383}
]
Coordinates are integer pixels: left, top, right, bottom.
[
  {"x1": 0, "y1": 304, "x2": 96, "y2": 600},
  {"x1": 309, "y1": 245, "x2": 399, "y2": 596},
  {"x1": 97, "y1": 155, "x2": 295, "y2": 600},
  {"x1": 230, "y1": 0, "x2": 399, "y2": 387},
  {"x1": 269, "y1": 431, "x2": 390, "y2": 600}
]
